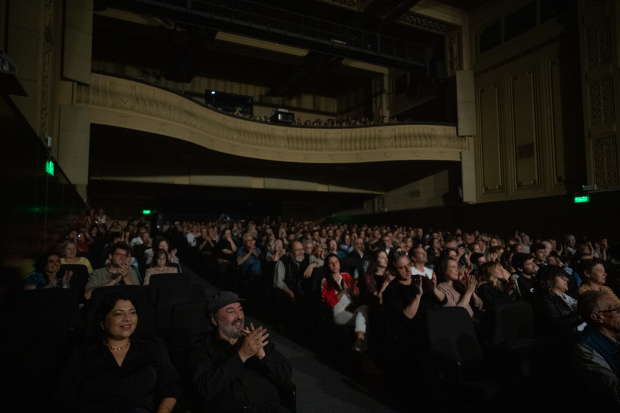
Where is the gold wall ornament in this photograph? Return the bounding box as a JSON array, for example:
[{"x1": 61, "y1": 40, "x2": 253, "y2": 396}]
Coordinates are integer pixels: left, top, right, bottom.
[{"x1": 76, "y1": 74, "x2": 466, "y2": 163}]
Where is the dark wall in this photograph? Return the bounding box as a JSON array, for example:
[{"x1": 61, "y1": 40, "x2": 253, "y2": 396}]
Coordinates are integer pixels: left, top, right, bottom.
[
  {"x1": 0, "y1": 92, "x2": 85, "y2": 279},
  {"x1": 328, "y1": 191, "x2": 620, "y2": 242}
]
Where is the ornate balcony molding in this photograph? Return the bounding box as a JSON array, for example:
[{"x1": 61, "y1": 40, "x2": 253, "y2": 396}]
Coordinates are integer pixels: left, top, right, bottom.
[{"x1": 75, "y1": 74, "x2": 466, "y2": 163}]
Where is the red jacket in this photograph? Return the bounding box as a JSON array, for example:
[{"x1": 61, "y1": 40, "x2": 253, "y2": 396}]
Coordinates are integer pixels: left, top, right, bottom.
[{"x1": 321, "y1": 273, "x2": 358, "y2": 307}]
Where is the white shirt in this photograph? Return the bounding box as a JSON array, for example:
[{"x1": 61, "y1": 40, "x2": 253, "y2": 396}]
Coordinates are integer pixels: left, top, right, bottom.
[
  {"x1": 130, "y1": 236, "x2": 143, "y2": 247},
  {"x1": 187, "y1": 232, "x2": 197, "y2": 247},
  {"x1": 412, "y1": 265, "x2": 433, "y2": 279},
  {"x1": 333, "y1": 277, "x2": 353, "y2": 315}
]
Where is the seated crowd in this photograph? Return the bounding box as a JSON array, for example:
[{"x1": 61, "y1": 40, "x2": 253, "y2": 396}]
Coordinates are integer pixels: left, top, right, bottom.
[
  {"x1": 15, "y1": 209, "x2": 620, "y2": 412},
  {"x1": 213, "y1": 104, "x2": 401, "y2": 126}
]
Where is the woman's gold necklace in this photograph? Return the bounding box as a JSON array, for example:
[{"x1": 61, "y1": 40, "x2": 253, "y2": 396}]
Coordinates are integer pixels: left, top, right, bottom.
[{"x1": 104, "y1": 338, "x2": 131, "y2": 351}]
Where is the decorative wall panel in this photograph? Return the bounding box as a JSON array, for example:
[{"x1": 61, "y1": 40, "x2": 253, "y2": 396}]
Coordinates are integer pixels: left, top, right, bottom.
[
  {"x1": 587, "y1": 18, "x2": 611, "y2": 69},
  {"x1": 592, "y1": 136, "x2": 618, "y2": 186},
  {"x1": 589, "y1": 76, "x2": 614, "y2": 127},
  {"x1": 477, "y1": 82, "x2": 503, "y2": 193},
  {"x1": 511, "y1": 70, "x2": 539, "y2": 188}
]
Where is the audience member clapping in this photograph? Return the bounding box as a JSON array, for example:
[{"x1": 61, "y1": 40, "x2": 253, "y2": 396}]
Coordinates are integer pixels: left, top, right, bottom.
[
  {"x1": 84, "y1": 242, "x2": 140, "y2": 300},
  {"x1": 436, "y1": 257, "x2": 482, "y2": 318},
  {"x1": 476, "y1": 261, "x2": 516, "y2": 310},
  {"x1": 144, "y1": 248, "x2": 178, "y2": 286},
  {"x1": 60, "y1": 240, "x2": 93, "y2": 273},
  {"x1": 25, "y1": 252, "x2": 72, "y2": 290}
]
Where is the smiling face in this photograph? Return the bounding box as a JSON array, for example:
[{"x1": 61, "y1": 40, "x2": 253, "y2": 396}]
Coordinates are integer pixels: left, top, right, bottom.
[
  {"x1": 446, "y1": 260, "x2": 459, "y2": 281},
  {"x1": 213, "y1": 302, "x2": 244, "y2": 340},
  {"x1": 65, "y1": 242, "x2": 77, "y2": 259},
  {"x1": 45, "y1": 254, "x2": 61, "y2": 276},
  {"x1": 102, "y1": 300, "x2": 137, "y2": 341}
]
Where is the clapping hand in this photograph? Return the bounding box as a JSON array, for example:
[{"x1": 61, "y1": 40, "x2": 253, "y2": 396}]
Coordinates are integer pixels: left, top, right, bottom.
[
  {"x1": 506, "y1": 279, "x2": 517, "y2": 294},
  {"x1": 62, "y1": 270, "x2": 73, "y2": 287},
  {"x1": 423, "y1": 272, "x2": 438, "y2": 291},
  {"x1": 412, "y1": 274, "x2": 423, "y2": 295},
  {"x1": 238, "y1": 325, "x2": 269, "y2": 361},
  {"x1": 465, "y1": 274, "x2": 476, "y2": 294}
]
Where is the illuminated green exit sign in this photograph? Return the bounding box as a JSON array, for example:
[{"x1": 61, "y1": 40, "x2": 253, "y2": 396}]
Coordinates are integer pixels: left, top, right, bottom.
[
  {"x1": 45, "y1": 160, "x2": 54, "y2": 176},
  {"x1": 574, "y1": 195, "x2": 589, "y2": 203},
  {"x1": 143, "y1": 210, "x2": 151, "y2": 215}
]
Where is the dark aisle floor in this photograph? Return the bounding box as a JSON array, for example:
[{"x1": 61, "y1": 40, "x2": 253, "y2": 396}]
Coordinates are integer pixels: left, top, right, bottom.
[{"x1": 246, "y1": 316, "x2": 398, "y2": 413}]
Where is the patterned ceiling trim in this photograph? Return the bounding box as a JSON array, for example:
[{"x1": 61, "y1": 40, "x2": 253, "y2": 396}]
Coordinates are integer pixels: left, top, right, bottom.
[
  {"x1": 75, "y1": 74, "x2": 466, "y2": 164},
  {"x1": 397, "y1": 12, "x2": 456, "y2": 35}
]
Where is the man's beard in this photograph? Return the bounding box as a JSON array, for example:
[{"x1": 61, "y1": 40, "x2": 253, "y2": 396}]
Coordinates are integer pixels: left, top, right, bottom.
[
  {"x1": 220, "y1": 318, "x2": 244, "y2": 339},
  {"x1": 293, "y1": 253, "x2": 304, "y2": 263}
]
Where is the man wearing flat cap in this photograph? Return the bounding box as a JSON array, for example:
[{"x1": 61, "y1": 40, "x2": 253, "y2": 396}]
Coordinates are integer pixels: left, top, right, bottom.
[{"x1": 188, "y1": 291, "x2": 293, "y2": 413}]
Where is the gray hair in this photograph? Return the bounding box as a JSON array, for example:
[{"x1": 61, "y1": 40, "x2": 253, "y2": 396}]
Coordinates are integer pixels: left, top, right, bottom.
[
  {"x1": 577, "y1": 290, "x2": 608, "y2": 325},
  {"x1": 60, "y1": 240, "x2": 78, "y2": 257},
  {"x1": 303, "y1": 240, "x2": 313, "y2": 248}
]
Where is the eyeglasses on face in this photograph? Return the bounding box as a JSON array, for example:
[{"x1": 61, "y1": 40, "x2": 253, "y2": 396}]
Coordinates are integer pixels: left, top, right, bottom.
[{"x1": 113, "y1": 253, "x2": 129, "y2": 258}]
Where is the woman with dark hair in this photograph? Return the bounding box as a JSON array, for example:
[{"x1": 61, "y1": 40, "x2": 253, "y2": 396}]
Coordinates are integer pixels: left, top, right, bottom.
[
  {"x1": 426, "y1": 237, "x2": 442, "y2": 268},
  {"x1": 476, "y1": 261, "x2": 517, "y2": 310},
  {"x1": 52, "y1": 293, "x2": 180, "y2": 413},
  {"x1": 25, "y1": 252, "x2": 72, "y2": 290},
  {"x1": 577, "y1": 258, "x2": 620, "y2": 305},
  {"x1": 358, "y1": 250, "x2": 394, "y2": 307},
  {"x1": 321, "y1": 254, "x2": 379, "y2": 373},
  {"x1": 144, "y1": 248, "x2": 178, "y2": 286},
  {"x1": 532, "y1": 265, "x2": 584, "y2": 339},
  {"x1": 144, "y1": 237, "x2": 178, "y2": 266},
  {"x1": 436, "y1": 257, "x2": 482, "y2": 317},
  {"x1": 339, "y1": 233, "x2": 353, "y2": 255},
  {"x1": 500, "y1": 250, "x2": 515, "y2": 279}
]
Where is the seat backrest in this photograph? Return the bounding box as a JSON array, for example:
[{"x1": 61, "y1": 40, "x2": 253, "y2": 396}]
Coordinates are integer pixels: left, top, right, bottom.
[
  {"x1": 168, "y1": 299, "x2": 213, "y2": 351},
  {"x1": 425, "y1": 307, "x2": 483, "y2": 363},
  {"x1": 133, "y1": 303, "x2": 158, "y2": 339},
  {"x1": 16, "y1": 289, "x2": 80, "y2": 331},
  {"x1": 59, "y1": 264, "x2": 89, "y2": 301},
  {"x1": 491, "y1": 300, "x2": 535, "y2": 344},
  {"x1": 133, "y1": 244, "x2": 148, "y2": 261},
  {"x1": 157, "y1": 283, "x2": 207, "y2": 331},
  {"x1": 338, "y1": 257, "x2": 360, "y2": 275},
  {"x1": 148, "y1": 273, "x2": 191, "y2": 304},
  {"x1": 86, "y1": 285, "x2": 148, "y2": 326}
]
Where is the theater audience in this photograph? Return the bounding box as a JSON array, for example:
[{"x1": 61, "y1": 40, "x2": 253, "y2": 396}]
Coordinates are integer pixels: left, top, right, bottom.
[
  {"x1": 84, "y1": 242, "x2": 140, "y2": 300},
  {"x1": 572, "y1": 291, "x2": 620, "y2": 412},
  {"x1": 532, "y1": 265, "x2": 584, "y2": 341},
  {"x1": 188, "y1": 291, "x2": 292, "y2": 413},
  {"x1": 52, "y1": 293, "x2": 180, "y2": 413},
  {"x1": 236, "y1": 233, "x2": 263, "y2": 280},
  {"x1": 358, "y1": 250, "x2": 394, "y2": 307},
  {"x1": 60, "y1": 240, "x2": 93, "y2": 273},
  {"x1": 267, "y1": 239, "x2": 286, "y2": 262},
  {"x1": 273, "y1": 241, "x2": 319, "y2": 303},
  {"x1": 511, "y1": 253, "x2": 537, "y2": 302},
  {"x1": 436, "y1": 257, "x2": 482, "y2": 318},
  {"x1": 321, "y1": 254, "x2": 379, "y2": 373},
  {"x1": 25, "y1": 252, "x2": 72, "y2": 290},
  {"x1": 144, "y1": 248, "x2": 179, "y2": 286},
  {"x1": 145, "y1": 237, "x2": 179, "y2": 266},
  {"x1": 578, "y1": 258, "x2": 620, "y2": 305},
  {"x1": 382, "y1": 254, "x2": 447, "y2": 344},
  {"x1": 476, "y1": 262, "x2": 516, "y2": 310}
]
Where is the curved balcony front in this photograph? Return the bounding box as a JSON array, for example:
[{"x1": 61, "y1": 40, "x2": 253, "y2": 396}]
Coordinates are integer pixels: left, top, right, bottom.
[{"x1": 75, "y1": 73, "x2": 468, "y2": 163}]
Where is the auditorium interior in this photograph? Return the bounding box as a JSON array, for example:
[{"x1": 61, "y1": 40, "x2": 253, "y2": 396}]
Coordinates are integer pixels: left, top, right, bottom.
[{"x1": 2, "y1": 0, "x2": 620, "y2": 412}]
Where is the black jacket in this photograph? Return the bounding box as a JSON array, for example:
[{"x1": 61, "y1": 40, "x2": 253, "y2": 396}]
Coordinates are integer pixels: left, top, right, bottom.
[
  {"x1": 532, "y1": 292, "x2": 583, "y2": 338},
  {"x1": 52, "y1": 337, "x2": 181, "y2": 413},
  {"x1": 477, "y1": 282, "x2": 515, "y2": 311},
  {"x1": 188, "y1": 332, "x2": 292, "y2": 413}
]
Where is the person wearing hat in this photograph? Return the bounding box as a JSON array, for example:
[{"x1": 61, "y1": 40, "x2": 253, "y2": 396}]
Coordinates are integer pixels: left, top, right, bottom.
[{"x1": 188, "y1": 291, "x2": 292, "y2": 413}]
